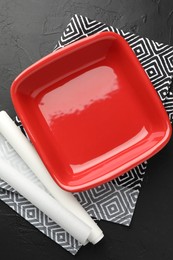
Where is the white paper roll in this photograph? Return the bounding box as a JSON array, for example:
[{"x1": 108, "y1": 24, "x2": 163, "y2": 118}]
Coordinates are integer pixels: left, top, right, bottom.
[
  {"x1": 0, "y1": 157, "x2": 91, "y2": 245},
  {"x1": 0, "y1": 111, "x2": 104, "y2": 244}
]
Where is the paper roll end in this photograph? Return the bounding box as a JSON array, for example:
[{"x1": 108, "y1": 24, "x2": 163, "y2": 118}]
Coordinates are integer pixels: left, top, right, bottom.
[
  {"x1": 0, "y1": 110, "x2": 7, "y2": 119},
  {"x1": 88, "y1": 230, "x2": 104, "y2": 245}
]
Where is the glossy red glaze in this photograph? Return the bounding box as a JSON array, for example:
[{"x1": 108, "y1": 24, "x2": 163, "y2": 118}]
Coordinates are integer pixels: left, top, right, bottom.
[{"x1": 11, "y1": 32, "x2": 172, "y2": 191}]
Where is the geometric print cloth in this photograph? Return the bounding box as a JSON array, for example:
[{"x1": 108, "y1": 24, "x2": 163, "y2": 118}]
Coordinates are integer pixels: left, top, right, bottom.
[
  {"x1": 0, "y1": 14, "x2": 173, "y2": 255},
  {"x1": 56, "y1": 14, "x2": 173, "y2": 223}
]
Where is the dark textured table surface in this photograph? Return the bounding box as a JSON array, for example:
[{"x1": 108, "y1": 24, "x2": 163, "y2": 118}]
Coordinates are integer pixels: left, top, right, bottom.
[{"x1": 0, "y1": 1, "x2": 173, "y2": 259}]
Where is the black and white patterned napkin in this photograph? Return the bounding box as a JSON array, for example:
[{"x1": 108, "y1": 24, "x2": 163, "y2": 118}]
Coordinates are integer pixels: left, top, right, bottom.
[
  {"x1": 0, "y1": 14, "x2": 173, "y2": 255},
  {"x1": 54, "y1": 14, "x2": 173, "y2": 223}
]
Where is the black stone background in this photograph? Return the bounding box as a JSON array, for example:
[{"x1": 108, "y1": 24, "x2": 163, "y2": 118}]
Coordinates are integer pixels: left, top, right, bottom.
[{"x1": 0, "y1": 1, "x2": 173, "y2": 259}]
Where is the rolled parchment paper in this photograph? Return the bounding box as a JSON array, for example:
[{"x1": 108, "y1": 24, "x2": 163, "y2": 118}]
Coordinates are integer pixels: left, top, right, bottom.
[
  {"x1": 0, "y1": 111, "x2": 104, "y2": 244},
  {"x1": 0, "y1": 157, "x2": 91, "y2": 245}
]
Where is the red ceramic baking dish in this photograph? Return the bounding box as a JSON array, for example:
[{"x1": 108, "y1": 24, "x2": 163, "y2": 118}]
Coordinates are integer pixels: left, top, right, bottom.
[{"x1": 11, "y1": 32, "x2": 172, "y2": 192}]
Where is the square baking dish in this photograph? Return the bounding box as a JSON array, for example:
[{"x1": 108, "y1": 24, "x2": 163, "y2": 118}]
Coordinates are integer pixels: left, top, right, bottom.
[{"x1": 11, "y1": 32, "x2": 172, "y2": 191}]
